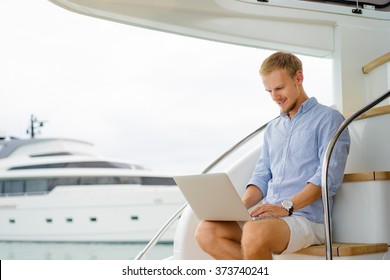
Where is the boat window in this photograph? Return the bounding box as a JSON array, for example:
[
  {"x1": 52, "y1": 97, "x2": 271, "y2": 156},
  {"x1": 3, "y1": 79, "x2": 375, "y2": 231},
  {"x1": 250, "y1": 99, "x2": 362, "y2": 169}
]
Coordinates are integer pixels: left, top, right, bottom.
[
  {"x1": 52, "y1": 177, "x2": 80, "y2": 187},
  {"x1": 85, "y1": 176, "x2": 119, "y2": 185},
  {"x1": 76, "y1": 176, "x2": 143, "y2": 185},
  {"x1": 66, "y1": 161, "x2": 133, "y2": 168},
  {"x1": 119, "y1": 176, "x2": 142, "y2": 184},
  {"x1": 3, "y1": 180, "x2": 24, "y2": 195},
  {"x1": 9, "y1": 163, "x2": 67, "y2": 169},
  {"x1": 141, "y1": 177, "x2": 176, "y2": 186},
  {"x1": 30, "y1": 152, "x2": 74, "y2": 157},
  {"x1": 0, "y1": 175, "x2": 175, "y2": 196},
  {"x1": 78, "y1": 176, "x2": 143, "y2": 185},
  {"x1": 8, "y1": 161, "x2": 144, "y2": 170},
  {"x1": 25, "y1": 179, "x2": 49, "y2": 193}
]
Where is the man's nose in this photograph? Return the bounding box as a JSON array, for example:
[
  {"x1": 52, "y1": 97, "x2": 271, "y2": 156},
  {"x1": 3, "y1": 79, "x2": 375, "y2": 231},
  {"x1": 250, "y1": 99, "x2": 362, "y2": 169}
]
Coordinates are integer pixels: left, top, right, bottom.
[{"x1": 270, "y1": 91, "x2": 280, "y2": 100}]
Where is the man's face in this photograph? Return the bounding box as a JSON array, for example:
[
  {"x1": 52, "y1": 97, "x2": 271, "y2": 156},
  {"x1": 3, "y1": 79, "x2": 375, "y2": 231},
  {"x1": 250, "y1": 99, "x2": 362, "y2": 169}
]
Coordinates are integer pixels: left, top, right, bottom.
[{"x1": 261, "y1": 69, "x2": 303, "y2": 117}]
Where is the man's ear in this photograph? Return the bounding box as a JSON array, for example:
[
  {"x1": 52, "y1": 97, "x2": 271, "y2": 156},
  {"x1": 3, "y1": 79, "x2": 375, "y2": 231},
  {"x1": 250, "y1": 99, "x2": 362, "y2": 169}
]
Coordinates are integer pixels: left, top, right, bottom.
[{"x1": 295, "y1": 70, "x2": 304, "y2": 85}]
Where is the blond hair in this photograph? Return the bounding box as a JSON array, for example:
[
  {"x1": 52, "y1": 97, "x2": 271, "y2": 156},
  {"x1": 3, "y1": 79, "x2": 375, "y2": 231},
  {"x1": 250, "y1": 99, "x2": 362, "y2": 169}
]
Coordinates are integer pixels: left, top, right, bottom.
[{"x1": 260, "y1": 51, "x2": 302, "y2": 78}]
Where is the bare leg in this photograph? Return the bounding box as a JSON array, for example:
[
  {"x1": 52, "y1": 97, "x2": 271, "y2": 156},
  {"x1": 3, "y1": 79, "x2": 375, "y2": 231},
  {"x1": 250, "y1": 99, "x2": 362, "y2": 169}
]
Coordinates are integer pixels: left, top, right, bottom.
[
  {"x1": 241, "y1": 218, "x2": 290, "y2": 260},
  {"x1": 195, "y1": 220, "x2": 243, "y2": 260}
]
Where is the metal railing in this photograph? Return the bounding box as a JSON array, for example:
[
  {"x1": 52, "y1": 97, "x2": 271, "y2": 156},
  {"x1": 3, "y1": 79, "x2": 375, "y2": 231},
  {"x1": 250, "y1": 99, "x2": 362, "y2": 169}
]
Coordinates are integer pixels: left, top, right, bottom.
[
  {"x1": 321, "y1": 89, "x2": 390, "y2": 260},
  {"x1": 134, "y1": 122, "x2": 269, "y2": 260}
]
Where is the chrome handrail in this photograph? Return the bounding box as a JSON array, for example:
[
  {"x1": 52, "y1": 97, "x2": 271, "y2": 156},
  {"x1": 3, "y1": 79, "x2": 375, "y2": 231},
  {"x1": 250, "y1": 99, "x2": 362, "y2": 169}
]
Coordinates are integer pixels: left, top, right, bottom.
[
  {"x1": 134, "y1": 122, "x2": 269, "y2": 260},
  {"x1": 322, "y1": 89, "x2": 390, "y2": 260},
  {"x1": 134, "y1": 203, "x2": 187, "y2": 260},
  {"x1": 202, "y1": 122, "x2": 269, "y2": 174}
]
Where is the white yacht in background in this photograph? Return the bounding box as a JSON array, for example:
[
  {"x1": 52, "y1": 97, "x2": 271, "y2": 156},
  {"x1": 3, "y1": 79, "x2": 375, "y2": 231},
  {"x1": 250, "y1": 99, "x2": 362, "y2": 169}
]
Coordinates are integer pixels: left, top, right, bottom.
[
  {"x1": 49, "y1": 0, "x2": 390, "y2": 259},
  {"x1": 0, "y1": 134, "x2": 184, "y2": 242}
]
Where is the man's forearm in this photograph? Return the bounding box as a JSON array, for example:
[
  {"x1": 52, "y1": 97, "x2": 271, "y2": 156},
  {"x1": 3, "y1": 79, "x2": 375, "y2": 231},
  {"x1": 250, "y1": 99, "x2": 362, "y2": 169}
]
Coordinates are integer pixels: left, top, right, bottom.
[
  {"x1": 290, "y1": 182, "x2": 322, "y2": 210},
  {"x1": 242, "y1": 185, "x2": 263, "y2": 209}
]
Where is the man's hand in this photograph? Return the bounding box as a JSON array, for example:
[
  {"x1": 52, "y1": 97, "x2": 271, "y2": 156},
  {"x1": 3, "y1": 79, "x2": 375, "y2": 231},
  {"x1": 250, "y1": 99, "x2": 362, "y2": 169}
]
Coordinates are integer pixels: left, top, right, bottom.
[{"x1": 249, "y1": 203, "x2": 289, "y2": 218}]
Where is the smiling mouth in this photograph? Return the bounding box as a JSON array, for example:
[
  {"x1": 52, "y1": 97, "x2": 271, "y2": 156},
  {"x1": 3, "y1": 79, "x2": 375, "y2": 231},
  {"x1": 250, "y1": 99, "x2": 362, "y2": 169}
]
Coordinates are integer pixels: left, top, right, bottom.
[{"x1": 276, "y1": 98, "x2": 287, "y2": 107}]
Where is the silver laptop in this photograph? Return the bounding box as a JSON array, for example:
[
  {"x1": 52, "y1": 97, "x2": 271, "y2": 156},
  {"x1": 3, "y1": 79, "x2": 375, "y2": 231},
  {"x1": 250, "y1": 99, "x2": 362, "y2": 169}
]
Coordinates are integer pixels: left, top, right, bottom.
[{"x1": 173, "y1": 172, "x2": 255, "y2": 221}]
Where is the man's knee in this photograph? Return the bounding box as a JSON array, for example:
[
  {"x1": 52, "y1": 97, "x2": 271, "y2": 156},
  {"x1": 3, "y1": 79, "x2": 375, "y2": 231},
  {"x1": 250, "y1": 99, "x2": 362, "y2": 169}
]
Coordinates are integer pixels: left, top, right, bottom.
[
  {"x1": 241, "y1": 220, "x2": 290, "y2": 257},
  {"x1": 195, "y1": 221, "x2": 241, "y2": 249},
  {"x1": 241, "y1": 222, "x2": 276, "y2": 258},
  {"x1": 241, "y1": 222, "x2": 271, "y2": 248}
]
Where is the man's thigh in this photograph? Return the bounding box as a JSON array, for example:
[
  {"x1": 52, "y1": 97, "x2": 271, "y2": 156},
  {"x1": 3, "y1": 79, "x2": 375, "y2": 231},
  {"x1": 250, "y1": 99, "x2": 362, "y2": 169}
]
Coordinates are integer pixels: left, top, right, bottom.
[{"x1": 197, "y1": 220, "x2": 243, "y2": 242}]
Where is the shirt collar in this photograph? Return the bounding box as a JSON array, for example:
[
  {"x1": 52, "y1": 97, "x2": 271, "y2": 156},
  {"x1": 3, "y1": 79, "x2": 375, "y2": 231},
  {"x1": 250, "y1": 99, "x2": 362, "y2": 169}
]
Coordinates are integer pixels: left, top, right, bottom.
[{"x1": 300, "y1": 97, "x2": 318, "y2": 114}]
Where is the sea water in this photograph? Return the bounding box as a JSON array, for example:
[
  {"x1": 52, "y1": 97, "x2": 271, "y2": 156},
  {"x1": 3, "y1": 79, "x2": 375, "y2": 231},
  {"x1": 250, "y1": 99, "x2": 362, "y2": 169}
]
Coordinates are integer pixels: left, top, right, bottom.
[{"x1": 0, "y1": 242, "x2": 173, "y2": 260}]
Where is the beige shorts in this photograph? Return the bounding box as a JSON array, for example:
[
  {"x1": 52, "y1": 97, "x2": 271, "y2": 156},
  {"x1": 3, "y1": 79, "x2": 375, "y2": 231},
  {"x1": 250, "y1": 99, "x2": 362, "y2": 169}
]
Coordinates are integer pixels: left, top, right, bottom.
[
  {"x1": 238, "y1": 215, "x2": 325, "y2": 254},
  {"x1": 279, "y1": 215, "x2": 325, "y2": 254}
]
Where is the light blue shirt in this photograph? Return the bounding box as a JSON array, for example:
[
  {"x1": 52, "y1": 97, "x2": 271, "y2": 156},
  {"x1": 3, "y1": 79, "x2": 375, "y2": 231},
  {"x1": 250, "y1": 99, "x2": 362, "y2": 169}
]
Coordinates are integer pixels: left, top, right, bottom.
[{"x1": 248, "y1": 97, "x2": 350, "y2": 223}]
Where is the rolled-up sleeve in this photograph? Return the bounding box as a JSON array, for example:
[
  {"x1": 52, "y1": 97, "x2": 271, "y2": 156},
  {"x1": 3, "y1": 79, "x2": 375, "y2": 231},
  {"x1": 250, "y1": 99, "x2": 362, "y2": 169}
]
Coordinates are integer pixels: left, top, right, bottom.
[
  {"x1": 307, "y1": 110, "x2": 350, "y2": 196},
  {"x1": 247, "y1": 129, "x2": 271, "y2": 197}
]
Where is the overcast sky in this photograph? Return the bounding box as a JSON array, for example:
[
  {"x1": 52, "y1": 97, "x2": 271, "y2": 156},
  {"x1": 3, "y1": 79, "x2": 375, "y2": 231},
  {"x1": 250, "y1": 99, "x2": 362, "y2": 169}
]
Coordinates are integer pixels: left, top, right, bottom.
[{"x1": 0, "y1": 0, "x2": 332, "y2": 174}]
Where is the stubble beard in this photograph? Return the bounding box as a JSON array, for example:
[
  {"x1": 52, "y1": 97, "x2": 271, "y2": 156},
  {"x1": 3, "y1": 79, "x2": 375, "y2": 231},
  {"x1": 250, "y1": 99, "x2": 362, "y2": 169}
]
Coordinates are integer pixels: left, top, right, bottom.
[{"x1": 282, "y1": 100, "x2": 297, "y2": 116}]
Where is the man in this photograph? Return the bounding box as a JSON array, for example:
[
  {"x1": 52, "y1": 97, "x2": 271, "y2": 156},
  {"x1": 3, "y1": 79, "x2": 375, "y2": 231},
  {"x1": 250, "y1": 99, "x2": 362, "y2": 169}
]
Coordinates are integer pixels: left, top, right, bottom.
[{"x1": 195, "y1": 51, "x2": 350, "y2": 259}]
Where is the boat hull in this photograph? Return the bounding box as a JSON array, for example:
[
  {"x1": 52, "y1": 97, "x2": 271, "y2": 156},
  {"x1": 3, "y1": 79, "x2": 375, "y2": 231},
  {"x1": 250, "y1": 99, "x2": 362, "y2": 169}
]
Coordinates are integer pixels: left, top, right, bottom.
[{"x1": 0, "y1": 185, "x2": 184, "y2": 242}]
